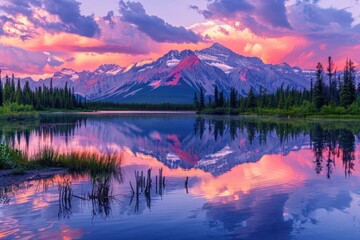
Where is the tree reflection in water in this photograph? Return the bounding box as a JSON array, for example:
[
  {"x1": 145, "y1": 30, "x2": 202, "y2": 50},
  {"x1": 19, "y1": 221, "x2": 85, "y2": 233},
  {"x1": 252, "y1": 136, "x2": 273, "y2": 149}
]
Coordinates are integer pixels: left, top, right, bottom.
[
  {"x1": 194, "y1": 117, "x2": 359, "y2": 179},
  {"x1": 2, "y1": 115, "x2": 360, "y2": 239}
]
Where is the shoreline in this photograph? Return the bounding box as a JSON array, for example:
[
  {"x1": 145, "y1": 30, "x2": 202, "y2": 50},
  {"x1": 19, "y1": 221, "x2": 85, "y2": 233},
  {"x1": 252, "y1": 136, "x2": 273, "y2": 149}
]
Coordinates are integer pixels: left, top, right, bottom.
[
  {"x1": 40, "y1": 110, "x2": 197, "y2": 115},
  {"x1": 0, "y1": 168, "x2": 67, "y2": 188},
  {"x1": 197, "y1": 110, "x2": 360, "y2": 120}
]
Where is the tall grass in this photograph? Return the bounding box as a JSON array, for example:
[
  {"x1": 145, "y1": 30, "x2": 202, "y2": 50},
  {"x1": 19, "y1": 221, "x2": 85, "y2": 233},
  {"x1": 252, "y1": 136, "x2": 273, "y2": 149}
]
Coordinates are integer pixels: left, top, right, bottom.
[
  {"x1": 0, "y1": 144, "x2": 121, "y2": 176},
  {"x1": 31, "y1": 147, "x2": 121, "y2": 175}
]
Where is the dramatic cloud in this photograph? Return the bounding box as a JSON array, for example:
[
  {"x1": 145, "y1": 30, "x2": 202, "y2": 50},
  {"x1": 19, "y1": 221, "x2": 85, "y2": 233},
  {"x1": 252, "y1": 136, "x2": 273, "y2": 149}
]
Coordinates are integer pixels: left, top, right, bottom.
[
  {"x1": 0, "y1": 0, "x2": 359, "y2": 76},
  {"x1": 190, "y1": 0, "x2": 360, "y2": 67},
  {"x1": 96, "y1": 16, "x2": 156, "y2": 54},
  {"x1": 257, "y1": 0, "x2": 292, "y2": 29},
  {"x1": 194, "y1": 0, "x2": 292, "y2": 36},
  {"x1": 0, "y1": 0, "x2": 100, "y2": 38},
  {"x1": 119, "y1": 0, "x2": 203, "y2": 43},
  {"x1": 0, "y1": 44, "x2": 63, "y2": 73},
  {"x1": 288, "y1": 2, "x2": 356, "y2": 39},
  {"x1": 43, "y1": 0, "x2": 100, "y2": 37},
  {"x1": 206, "y1": 0, "x2": 254, "y2": 18}
]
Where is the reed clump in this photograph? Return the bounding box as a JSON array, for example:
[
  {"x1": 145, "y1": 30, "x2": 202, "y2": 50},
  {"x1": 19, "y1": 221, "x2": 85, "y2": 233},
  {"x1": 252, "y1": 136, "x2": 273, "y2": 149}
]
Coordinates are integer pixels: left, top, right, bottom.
[
  {"x1": 31, "y1": 147, "x2": 121, "y2": 174},
  {"x1": 0, "y1": 144, "x2": 121, "y2": 176}
]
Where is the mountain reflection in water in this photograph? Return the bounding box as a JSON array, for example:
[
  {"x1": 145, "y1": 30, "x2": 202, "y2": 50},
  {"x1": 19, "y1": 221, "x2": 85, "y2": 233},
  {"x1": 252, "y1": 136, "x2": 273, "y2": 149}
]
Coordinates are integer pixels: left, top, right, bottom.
[{"x1": 1, "y1": 114, "x2": 360, "y2": 240}]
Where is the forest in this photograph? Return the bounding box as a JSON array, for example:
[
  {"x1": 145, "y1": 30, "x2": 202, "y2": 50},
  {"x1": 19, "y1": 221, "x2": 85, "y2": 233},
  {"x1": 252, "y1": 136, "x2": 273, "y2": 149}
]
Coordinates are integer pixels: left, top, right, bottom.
[
  {"x1": 195, "y1": 58, "x2": 360, "y2": 117},
  {"x1": 0, "y1": 73, "x2": 193, "y2": 118},
  {"x1": 0, "y1": 75, "x2": 79, "y2": 110}
]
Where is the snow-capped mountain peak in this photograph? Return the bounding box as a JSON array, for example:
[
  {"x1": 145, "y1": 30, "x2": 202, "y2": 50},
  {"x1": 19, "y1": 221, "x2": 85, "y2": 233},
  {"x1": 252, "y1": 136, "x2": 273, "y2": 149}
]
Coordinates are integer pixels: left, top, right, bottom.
[
  {"x1": 18, "y1": 43, "x2": 349, "y2": 104},
  {"x1": 95, "y1": 64, "x2": 124, "y2": 75}
]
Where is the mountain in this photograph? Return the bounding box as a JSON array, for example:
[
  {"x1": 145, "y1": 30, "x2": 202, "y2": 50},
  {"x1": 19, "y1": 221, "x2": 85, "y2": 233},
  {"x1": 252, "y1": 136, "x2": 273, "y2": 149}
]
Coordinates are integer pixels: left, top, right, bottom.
[
  {"x1": 5, "y1": 43, "x2": 356, "y2": 104},
  {"x1": 89, "y1": 43, "x2": 311, "y2": 103},
  {"x1": 44, "y1": 115, "x2": 309, "y2": 176}
]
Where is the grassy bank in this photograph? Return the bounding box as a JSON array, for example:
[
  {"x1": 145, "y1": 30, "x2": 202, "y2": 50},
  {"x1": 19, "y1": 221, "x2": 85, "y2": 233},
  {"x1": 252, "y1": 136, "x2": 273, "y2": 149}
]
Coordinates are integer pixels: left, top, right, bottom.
[
  {"x1": 198, "y1": 103, "x2": 360, "y2": 119},
  {"x1": 0, "y1": 103, "x2": 39, "y2": 120},
  {"x1": 0, "y1": 102, "x2": 195, "y2": 121},
  {"x1": 0, "y1": 144, "x2": 121, "y2": 176}
]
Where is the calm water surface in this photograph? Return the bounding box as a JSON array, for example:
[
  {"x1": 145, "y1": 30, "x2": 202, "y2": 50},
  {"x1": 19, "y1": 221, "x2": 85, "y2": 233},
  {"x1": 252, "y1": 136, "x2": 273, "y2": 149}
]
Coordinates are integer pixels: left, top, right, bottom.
[{"x1": 1, "y1": 113, "x2": 360, "y2": 240}]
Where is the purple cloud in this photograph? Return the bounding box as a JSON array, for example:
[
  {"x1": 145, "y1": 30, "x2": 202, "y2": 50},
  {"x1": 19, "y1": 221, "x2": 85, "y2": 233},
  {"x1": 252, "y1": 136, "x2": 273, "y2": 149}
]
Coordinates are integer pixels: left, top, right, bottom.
[
  {"x1": 256, "y1": 0, "x2": 292, "y2": 29},
  {"x1": 43, "y1": 0, "x2": 100, "y2": 37},
  {"x1": 96, "y1": 16, "x2": 157, "y2": 55},
  {"x1": 206, "y1": 0, "x2": 254, "y2": 18},
  {"x1": 287, "y1": 2, "x2": 360, "y2": 46},
  {"x1": 0, "y1": 44, "x2": 64, "y2": 73},
  {"x1": 103, "y1": 11, "x2": 115, "y2": 27},
  {"x1": 195, "y1": 0, "x2": 359, "y2": 43},
  {"x1": 192, "y1": 0, "x2": 292, "y2": 37},
  {"x1": 119, "y1": 0, "x2": 203, "y2": 43},
  {"x1": 0, "y1": 0, "x2": 100, "y2": 38}
]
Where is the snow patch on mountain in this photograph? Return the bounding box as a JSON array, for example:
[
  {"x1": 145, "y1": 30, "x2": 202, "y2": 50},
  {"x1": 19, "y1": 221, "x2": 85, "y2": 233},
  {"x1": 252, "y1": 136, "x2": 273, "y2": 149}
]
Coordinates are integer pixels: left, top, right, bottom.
[
  {"x1": 197, "y1": 53, "x2": 219, "y2": 62},
  {"x1": 70, "y1": 74, "x2": 79, "y2": 81},
  {"x1": 136, "y1": 59, "x2": 153, "y2": 67},
  {"x1": 124, "y1": 63, "x2": 136, "y2": 73},
  {"x1": 210, "y1": 62, "x2": 233, "y2": 73},
  {"x1": 166, "y1": 59, "x2": 180, "y2": 67}
]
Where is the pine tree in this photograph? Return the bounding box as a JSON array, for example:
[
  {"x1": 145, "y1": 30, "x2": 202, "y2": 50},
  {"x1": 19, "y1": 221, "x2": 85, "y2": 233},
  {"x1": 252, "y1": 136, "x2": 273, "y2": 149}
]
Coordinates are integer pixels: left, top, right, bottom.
[
  {"x1": 3, "y1": 75, "x2": 10, "y2": 103},
  {"x1": 214, "y1": 85, "x2": 219, "y2": 108},
  {"x1": 340, "y1": 59, "x2": 356, "y2": 107},
  {"x1": 208, "y1": 96, "x2": 212, "y2": 108},
  {"x1": 229, "y1": 87, "x2": 238, "y2": 108},
  {"x1": 326, "y1": 56, "x2": 334, "y2": 103},
  {"x1": 15, "y1": 78, "x2": 23, "y2": 104},
  {"x1": 313, "y1": 62, "x2": 326, "y2": 109},
  {"x1": 50, "y1": 78, "x2": 53, "y2": 94},
  {"x1": 23, "y1": 81, "x2": 32, "y2": 105},
  {"x1": 0, "y1": 80, "x2": 3, "y2": 107},
  {"x1": 199, "y1": 87, "x2": 205, "y2": 110},
  {"x1": 278, "y1": 87, "x2": 285, "y2": 109},
  {"x1": 193, "y1": 92, "x2": 199, "y2": 110},
  {"x1": 10, "y1": 74, "x2": 16, "y2": 102},
  {"x1": 219, "y1": 90, "x2": 225, "y2": 108},
  {"x1": 333, "y1": 70, "x2": 339, "y2": 104},
  {"x1": 310, "y1": 78, "x2": 313, "y2": 103},
  {"x1": 246, "y1": 87, "x2": 256, "y2": 109},
  {"x1": 0, "y1": 70, "x2": 2, "y2": 106},
  {"x1": 258, "y1": 86, "x2": 266, "y2": 108}
]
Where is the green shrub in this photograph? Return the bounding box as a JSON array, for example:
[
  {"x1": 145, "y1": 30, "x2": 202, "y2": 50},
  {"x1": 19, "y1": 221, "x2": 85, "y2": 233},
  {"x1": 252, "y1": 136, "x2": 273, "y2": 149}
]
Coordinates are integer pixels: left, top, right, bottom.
[
  {"x1": 0, "y1": 143, "x2": 17, "y2": 169},
  {"x1": 0, "y1": 103, "x2": 38, "y2": 120}
]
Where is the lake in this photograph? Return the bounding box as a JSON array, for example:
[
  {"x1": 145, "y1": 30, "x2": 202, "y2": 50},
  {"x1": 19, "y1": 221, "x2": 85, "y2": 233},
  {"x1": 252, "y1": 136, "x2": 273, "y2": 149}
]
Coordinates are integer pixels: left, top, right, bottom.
[{"x1": 1, "y1": 113, "x2": 360, "y2": 240}]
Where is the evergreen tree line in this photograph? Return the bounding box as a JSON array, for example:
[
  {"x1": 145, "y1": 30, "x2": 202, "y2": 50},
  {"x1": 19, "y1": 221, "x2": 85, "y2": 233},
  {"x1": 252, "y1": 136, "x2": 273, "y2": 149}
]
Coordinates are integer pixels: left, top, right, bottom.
[
  {"x1": 0, "y1": 73, "x2": 79, "y2": 110},
  {"x1": 312, "y1": 58, "x2": 357, "y2": 109},
  {"x1": 194, "y1": 57, "x2": 359, "y2": 113},
  {"x1": 194, "y1": 84, "x2": 312, "y2": 111},
  {"x1": 0, "y1": 72, "x2": 194, "y2": 111}
]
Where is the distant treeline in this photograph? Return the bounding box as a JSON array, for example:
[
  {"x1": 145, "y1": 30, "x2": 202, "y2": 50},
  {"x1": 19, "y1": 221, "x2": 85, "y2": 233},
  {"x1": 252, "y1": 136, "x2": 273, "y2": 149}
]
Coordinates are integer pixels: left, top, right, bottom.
[
  {"x1": 0, "y1": 74, "x2": 80, "y2": 110},
  {"x1": 195, "y1": 57, "x2": 359, "y2": 116},
  {"x1": 0, "y1": 73, "x2": 194, "y2": 111},
  {"x1": 81, "y1": 101, "x2": 194, "y2": 111}
]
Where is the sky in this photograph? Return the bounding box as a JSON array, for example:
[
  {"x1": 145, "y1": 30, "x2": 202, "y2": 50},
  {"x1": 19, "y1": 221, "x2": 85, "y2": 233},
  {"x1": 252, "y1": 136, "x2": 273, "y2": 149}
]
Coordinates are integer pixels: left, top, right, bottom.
[{"x1": 0, "y1": 0, "x2": 359, "y2": 79}]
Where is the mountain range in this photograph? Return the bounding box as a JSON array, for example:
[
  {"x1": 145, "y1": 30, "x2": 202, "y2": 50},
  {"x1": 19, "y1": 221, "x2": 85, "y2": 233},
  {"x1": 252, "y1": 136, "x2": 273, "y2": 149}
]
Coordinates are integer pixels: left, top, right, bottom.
[{"x1": 6, "y1": 43, "x2": 358, "y2": 104}]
